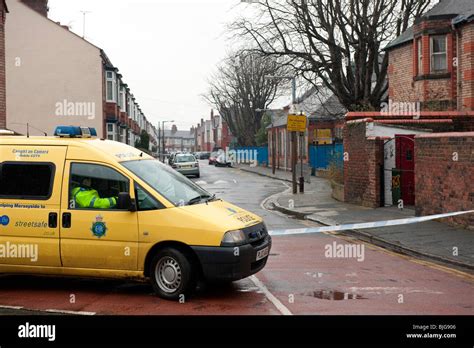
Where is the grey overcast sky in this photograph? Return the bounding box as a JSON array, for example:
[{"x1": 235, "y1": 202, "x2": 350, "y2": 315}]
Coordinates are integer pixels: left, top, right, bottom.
[{"x1": 48, "y1": 0, "x2": 254, "y2": 131}]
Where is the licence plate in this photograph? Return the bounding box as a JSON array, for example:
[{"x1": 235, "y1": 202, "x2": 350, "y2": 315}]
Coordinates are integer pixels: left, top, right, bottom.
[{"x1": 256, "y1": 247, "x2": 269, "y2": 261}]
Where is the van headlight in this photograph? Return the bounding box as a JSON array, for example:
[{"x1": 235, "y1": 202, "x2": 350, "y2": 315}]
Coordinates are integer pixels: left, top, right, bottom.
[{"x1": 221, "y1": 230, "x2": 246, "y2": 246}]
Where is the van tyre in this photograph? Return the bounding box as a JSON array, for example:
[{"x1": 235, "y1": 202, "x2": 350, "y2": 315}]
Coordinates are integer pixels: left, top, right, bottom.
[{"x1": 150, "y1": 247, "x2": 196, "y2": 301}]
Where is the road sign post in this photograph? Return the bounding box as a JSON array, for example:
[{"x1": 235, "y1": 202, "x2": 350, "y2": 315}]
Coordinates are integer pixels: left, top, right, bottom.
[{"x1": 287, "y1": 114, "x2": 307, "y2": 194}]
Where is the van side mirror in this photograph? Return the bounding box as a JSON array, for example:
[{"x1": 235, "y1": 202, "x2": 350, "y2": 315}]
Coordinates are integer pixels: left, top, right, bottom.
[{"x1": 117, "y1": 192, "x2": 136, "y2": 212}]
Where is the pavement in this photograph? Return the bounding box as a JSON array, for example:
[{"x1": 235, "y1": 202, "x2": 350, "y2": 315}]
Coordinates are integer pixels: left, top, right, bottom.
[{"x1": 237, "y1": 164, "x2": 474, "y2": 272}]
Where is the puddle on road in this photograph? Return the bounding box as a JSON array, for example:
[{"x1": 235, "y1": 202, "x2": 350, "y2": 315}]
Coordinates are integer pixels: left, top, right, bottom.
[{"x1": 306, "y1": 290, "x2": 366, "y2": 300}]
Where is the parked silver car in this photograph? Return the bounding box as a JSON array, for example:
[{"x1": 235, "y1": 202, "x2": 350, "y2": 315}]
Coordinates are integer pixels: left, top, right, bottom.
[{"x1": 171, "y1": 153, "x2": 200, "y2": 177}]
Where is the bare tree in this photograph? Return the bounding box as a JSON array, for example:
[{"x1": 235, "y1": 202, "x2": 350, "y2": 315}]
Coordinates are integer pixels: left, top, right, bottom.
[
  {"x1": 232, "y1": 0, "x2": 434, "y2": 111},
  {"x1": 204, "y1": 50, "x2": 290, "y2": 146}
]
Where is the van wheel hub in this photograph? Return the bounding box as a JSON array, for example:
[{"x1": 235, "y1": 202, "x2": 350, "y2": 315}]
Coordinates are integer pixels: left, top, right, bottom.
[{"x1": 156, "y1": 257, "x2": 182, "y2": 293}]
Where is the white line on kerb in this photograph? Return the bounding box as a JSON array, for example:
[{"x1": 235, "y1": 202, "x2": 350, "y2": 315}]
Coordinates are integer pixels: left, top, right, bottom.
[
  {"x1": 45, "y1": 309, "x2": 96, "y2": 316},
  {"x1": 250, "y1": 275, "x2": 292, "y2": 316}
]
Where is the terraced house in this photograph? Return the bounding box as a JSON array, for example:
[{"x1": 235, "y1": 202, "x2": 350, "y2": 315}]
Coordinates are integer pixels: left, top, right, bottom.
[{"x1": 5, "y1": 0, "x2": 157, "y2": 150}]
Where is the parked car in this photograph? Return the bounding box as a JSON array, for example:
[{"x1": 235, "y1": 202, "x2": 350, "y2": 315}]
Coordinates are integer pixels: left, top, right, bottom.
[
  {"x1": 172, "y1": 153, "x2": 200, "y2": 178},
  {"x1": 200, "y1": 152, "x2": 210, "y2": 160},
  {"x1": 215, "y1": 151, "x2": 232, "y2": 167},
  {"x1": 209, "y1": 151, "x2": 219, "y2": 165},
  {"x1": 168, "y1": 152, "x2": 182, "y2": 166}
]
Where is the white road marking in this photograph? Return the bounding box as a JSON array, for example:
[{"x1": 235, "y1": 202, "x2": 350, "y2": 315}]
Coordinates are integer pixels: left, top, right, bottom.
[
  {"x1": 213, "y1": 180, "x2": 229, "y2": 184},
  {"x1": 0, "y1": 305, "x2": 24, "y2": 310},
  {"x1": 195, "y1": 180, "x2": 208, "y2": 185},
  {"x1": 233, "y1": 179, "x2": 237, "y2": 184},
  {"x1": 250, "y1": 275, "x2": 292, "y2": 316},
  {"x1": 348, "y1": 287, "x2": 444, "y2": 295},
  {"x1": 45, "y1": 309, "x2": 96, "y2": 315}
]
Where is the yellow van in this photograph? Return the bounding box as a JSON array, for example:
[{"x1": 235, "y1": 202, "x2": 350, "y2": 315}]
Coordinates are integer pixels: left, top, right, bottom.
[{"x1": 0, "y1": 126, "x2": 271, "y2": 300}]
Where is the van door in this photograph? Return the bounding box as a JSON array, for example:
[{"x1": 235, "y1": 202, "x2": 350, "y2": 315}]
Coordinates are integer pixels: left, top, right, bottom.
[
  {"x1": 59, "y1": 161, "x2": 138, "y2": 270},
  {"x1": 0, "y1": 145, "x2": 66, "y2": 267}
]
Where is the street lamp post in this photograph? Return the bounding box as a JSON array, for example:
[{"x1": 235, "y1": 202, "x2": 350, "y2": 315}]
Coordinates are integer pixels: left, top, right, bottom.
[
  {"x1": 161, "y1": 120, "x2": 174, "y2": 162},
  {"x1": 265, "y1": 75, "x2": 300, "y2": 194}
]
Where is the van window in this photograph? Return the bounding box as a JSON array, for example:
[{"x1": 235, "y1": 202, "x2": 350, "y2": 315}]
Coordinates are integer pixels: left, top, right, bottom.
[
  {"x1": 69, "y1": 163, "x2": 129, "y2": 210},
  {"x1": 0, "y1": 162, "x2": 55, "y2": 200},
  {"x1": 135, "y1": 184, "x2": 165, "y2": 211},
  {"x1": 122, "y1": 159, "x2": 211, "y2": 206}
]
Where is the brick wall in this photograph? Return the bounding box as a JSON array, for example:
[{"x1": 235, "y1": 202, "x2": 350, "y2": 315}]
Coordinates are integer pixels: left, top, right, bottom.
[
  {"x1": 461, "y1": 23, "x2": 474, "y2": 110},
  {"x1": 415, "y1": 132, "x2": 474, "y2": 227},
  {"x1": 343, "y1": 121, "x2": 384, "y2": 208},
  {"x1": 0, "y1": 4, "x2": 5, "y2": 130},
  {"x1": 388, "y1": 43, "x2": 420, "y2": 103}
]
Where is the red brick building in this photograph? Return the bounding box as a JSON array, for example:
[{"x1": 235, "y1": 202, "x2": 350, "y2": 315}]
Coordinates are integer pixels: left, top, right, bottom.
[
  {"x1": 343, "y1": 0, "x2": 474, "y2": 227},
  {"x1": 0, "y1": 0, "x2": 7, "y2": 130},
  {"x1": 385, "y1": 0, "x2": 474, "y2": 124},
  {"x1": 195, "y1": 110, "x2": 233, "y2": 152}
]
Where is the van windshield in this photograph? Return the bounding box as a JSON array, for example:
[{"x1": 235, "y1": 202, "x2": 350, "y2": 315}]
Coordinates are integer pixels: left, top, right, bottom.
[{"x1": 122, "y1": 159, "x2": 212, "y2": 206}]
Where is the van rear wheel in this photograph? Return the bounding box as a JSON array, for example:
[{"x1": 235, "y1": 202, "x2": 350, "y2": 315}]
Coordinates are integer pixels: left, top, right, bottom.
[{"x1": 150, "y1": 247, "x2": 196, "y2": 301}]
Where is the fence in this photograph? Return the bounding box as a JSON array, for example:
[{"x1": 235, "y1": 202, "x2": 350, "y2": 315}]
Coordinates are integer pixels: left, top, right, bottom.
[
  {"x1": 309, "y1": 143, "x2": 344, "y2": 170},
  {"x1": 233, "y1": 146, "x2": 269, "y2": 166}
]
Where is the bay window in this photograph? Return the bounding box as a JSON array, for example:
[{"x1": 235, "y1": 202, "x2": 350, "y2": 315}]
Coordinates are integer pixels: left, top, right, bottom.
[
  {"x1": 106, "y1": 71, "x2": 117, "y2": 102},
  {"x1": 430, "y1": 35, "x2": 447, "y2": 72},
  {"x1": 417, "y1": 38, "x2": 423, "y2": 75}
]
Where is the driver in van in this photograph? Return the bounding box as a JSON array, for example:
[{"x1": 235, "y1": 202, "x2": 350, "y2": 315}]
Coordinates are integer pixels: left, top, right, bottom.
[{"x1": 71, "y1": 176, "x2": 118, "y2": 209}]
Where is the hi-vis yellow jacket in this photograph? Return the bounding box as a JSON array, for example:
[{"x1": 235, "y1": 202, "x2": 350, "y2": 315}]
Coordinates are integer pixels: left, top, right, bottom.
[{"x1": 72, "y1": 187, "x2": 117, "y2": 209}]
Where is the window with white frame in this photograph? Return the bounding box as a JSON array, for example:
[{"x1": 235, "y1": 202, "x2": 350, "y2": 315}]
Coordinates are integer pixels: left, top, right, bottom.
[
  {"x1": 417, "y1": 38, "x2": 423, "y2": 75},
  {"x1": 106, "y1": 123, "x2": 116, "y2": 141},
  {"x1": 430, "y1": 35, "x2": 447, "y2": 72},
  {"x1": 120, "y1": 127, "x2": 126, "y2": 144},
  {"x1": 119, "y1": 87, "x2": 125, "y2": 111},
  {"x1": 106, "y1": 71, "x2": 117, "y2": 102},
  {"x1": 126, "y1": 95, "x2": 131, "y2": 115}
]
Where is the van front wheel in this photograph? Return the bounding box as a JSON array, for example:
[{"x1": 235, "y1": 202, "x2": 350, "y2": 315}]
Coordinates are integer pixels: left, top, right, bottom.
[{"x1": 150, "y1": 248, "x2": 196, "y2": 301}]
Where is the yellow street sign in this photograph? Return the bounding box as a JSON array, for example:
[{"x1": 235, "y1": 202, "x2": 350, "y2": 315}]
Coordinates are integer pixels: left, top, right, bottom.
[{"x1": 287, "y1": 114, "x2": 307, "y2": 132}]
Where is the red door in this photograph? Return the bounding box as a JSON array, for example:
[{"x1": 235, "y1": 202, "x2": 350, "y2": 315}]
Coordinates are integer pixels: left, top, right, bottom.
[{"x1": 395, "y1": 135, "x2": 415, "y2": 205}]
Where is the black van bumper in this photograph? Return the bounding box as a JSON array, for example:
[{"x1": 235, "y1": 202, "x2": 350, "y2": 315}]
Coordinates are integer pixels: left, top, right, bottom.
[{"x1": 191, "y1": 235, "x2": 272, "y2": 281}]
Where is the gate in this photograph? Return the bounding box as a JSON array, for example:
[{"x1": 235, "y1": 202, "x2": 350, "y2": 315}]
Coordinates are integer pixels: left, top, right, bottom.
[{"x1": 395, "y1": 135, "x2": 415, "y2": 206}]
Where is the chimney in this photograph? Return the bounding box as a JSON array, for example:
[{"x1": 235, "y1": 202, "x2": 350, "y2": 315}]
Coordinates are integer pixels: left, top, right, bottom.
[
  {"x1": 21, "y1": 0, "x2": 49, "y2": 17},
  {"x1": 171, "y1": 124, "x2": 178, "y2": 134}
]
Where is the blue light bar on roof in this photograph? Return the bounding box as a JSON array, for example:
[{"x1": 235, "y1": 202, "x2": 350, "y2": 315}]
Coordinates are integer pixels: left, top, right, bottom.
[{"x1": 54, "y1": 126, "x2": 98, "y2": 138}]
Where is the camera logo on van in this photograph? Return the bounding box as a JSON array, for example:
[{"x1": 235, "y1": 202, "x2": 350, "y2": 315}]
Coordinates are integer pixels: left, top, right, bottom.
[
  {"x1": 0, "y1": 216, "x2": 10, "y2": 226},
  {"x1": 91, "y1": 215, "x2": 107, "y2": 238}
]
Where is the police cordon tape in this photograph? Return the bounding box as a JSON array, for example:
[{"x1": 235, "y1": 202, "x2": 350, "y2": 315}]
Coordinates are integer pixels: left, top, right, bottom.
[{"x1": 268, "y1": 210, "x2": 474, "y2": 236}]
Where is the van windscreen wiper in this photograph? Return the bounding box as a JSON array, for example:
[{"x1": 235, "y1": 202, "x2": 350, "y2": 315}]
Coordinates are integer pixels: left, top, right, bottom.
[{"x1": 187, "y1": 194, "x2": 212, "y2": 206}]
